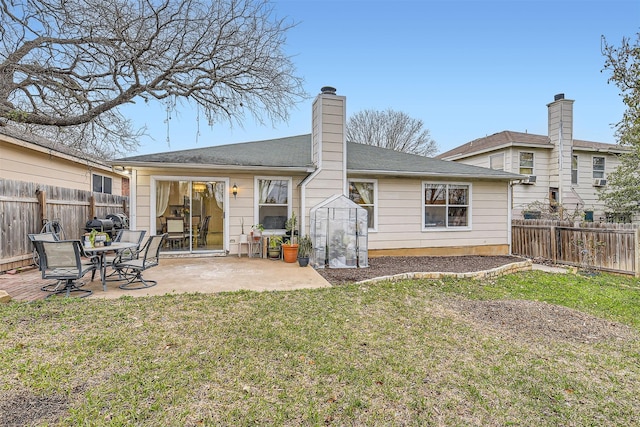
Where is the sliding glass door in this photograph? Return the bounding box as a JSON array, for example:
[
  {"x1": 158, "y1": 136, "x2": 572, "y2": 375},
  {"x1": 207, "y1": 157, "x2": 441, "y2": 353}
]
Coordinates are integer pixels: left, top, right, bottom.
[{"x1": 155, "y1": 179, "x2": 226, "y2": 253}]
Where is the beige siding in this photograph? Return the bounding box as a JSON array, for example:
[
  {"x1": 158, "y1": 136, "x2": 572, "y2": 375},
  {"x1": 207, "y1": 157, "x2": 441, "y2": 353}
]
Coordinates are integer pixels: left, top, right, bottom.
[
  {"x1": 366, "y1": 178, "x2": 510, "y2": 253},
  {"x1": 132, "y1": 167, "x2": 304, "y2": 254},
  {"x1": 1, "y1": 138, "x2": 124, "y2": 195}
]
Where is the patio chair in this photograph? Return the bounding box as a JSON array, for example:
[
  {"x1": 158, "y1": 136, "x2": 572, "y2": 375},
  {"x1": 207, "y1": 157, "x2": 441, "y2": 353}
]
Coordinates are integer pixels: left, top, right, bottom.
[
  {"x1": 28, "y1": 232, "x2": 59, "y2": 269},
  {"x1": 37, "y1": 240, "x2": 98, "y2": 298},
  {"x1": 113, "y1": 233, "x2": 167, "y2": 290},
  {"x1": 104, "y1": 229, "x2": 147, "y2": 281},
  {"x1": 198, "y1": 215, "x2": 211, "y2": 247},
  {"x1": 166, "y1": 218, "x2": 186, "y2": 249}
]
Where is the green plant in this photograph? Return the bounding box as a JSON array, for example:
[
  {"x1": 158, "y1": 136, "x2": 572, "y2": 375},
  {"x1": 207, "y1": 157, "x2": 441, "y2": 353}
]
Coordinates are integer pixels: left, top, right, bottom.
[
  {"x1": 285, "y1": 212, "x2": 297, "y2": 243},
  {"x1": 268, "y1": 235, "x2": 283, "y2": 248},
  {"x1": 297, "y1": 234, "x2": 312, "y2": 258},
  {"x1": 252, "y1": 223, "x2": 264, "y2": 232}
]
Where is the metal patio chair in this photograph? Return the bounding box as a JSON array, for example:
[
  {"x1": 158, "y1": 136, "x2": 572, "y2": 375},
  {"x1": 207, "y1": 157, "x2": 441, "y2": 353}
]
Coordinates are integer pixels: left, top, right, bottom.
[
  {"x1": 104, "y1": 229, "x2": 147, "y2": 280},
  {"x1": 112, "y1": 234, "x2": 167, "y2": 290},
  {"x1": 37, "y1": 240, "x2": 98, "y2": 298}
]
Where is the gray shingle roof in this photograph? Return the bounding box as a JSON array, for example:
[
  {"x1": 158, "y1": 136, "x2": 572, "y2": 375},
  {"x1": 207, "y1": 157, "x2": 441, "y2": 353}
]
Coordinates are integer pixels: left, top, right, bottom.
[
  {"x1": 115, "y1": 134, "x2": 522, "y2": 180},
  {"x1": 115, "y1": 134, "x2": 313, "y2": 168},
  {"x1": 436, "y1": 130, "x2": 628, "y2": 160}
]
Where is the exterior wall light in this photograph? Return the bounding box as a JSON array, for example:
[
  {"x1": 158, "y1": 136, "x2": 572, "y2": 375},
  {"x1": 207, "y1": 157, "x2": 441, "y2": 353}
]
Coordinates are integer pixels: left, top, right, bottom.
[{"x1": 232, "y1": 183, "x2": 238, "y2": 199}]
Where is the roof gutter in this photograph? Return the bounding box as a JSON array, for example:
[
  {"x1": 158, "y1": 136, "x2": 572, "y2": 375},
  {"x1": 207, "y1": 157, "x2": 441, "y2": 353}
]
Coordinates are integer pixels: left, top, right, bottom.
[
  {"x1": 109, "y1": 161, "x2": 314, "y2": 173},
  {"x1": 347, "y1": 168, "x2": 524, "y2": 181},
  {"x1": 440, "y1": 141, "x2": 553, "y2": 161}
]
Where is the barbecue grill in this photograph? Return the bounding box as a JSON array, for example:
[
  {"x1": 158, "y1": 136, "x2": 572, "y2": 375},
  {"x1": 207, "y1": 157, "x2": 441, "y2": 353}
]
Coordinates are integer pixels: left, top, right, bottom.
[
  {"x1": 84, "y1": 217, "x2": 116, "y2": 239},
  {"x1": 106, "y1": 213, "x2": 129, "y2": 231}
]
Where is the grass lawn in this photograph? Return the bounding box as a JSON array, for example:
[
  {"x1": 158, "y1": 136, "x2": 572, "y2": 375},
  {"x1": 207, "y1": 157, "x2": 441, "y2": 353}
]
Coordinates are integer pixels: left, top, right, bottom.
[{"x1": 1, "y1": 270, "x2": 639, "y2": 426}]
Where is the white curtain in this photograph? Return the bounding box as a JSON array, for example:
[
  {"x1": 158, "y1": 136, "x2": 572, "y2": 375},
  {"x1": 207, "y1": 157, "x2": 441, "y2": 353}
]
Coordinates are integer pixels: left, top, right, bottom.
[
  {"x1": 213, "y1": 182, "x2": 224, "y2": 210},
  {"x1": 156, "y1": 181, "x2": 171, "y2": 217},
  {"x1": 259, "y1": 179, "x2": 274, "y2": 204},
  {"x1": 354, "y1": 182, "x2": 373, "y2": 205}
]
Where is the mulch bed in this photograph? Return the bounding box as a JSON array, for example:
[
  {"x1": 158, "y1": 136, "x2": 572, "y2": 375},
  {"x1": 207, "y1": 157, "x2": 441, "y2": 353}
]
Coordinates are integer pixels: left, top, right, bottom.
[{"x1": 316, "y1": 255, "x2": 523, "y2": 285}]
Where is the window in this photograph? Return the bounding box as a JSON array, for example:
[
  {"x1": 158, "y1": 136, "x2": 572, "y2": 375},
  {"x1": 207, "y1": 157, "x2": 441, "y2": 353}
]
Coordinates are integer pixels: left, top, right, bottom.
[
  {"x1": 489, "y1": 153, "x2": 504, "y2": 170},
  {"x1": 93, "y1": 174, "x2": 112, "y2": 194},
  {"x1": 593, "y1": 157, "x2": 605, "y2": 179},
  {"x1": 571, "y1": 154, "x2": 578, "y2": 184},
  {"x1": 349, "y1": 180, "x2": 376, "y2": 230},
  {"x1": 519, "y1": 152, "x2": 534, "y2": 175},
  {"x1": 423, "y1": 183, "x2": 470, "y2": 229},
  {"x1": 256, "y1": 178, "x2": 290, "y2": 230}
]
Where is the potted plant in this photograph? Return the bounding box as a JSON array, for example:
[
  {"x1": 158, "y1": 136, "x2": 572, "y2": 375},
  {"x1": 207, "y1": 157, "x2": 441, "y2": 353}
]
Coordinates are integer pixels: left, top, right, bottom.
[
  {"x1": 297, "y1": 234, "x2": 313, "y2": 267},
  {"x1": 267, "y1": 235, "x2": 283, "y2": 260},
  {"x1": 251, "y1": 223, "x2": 264, "y2": 238},
  {"x1": 282, "y1": 213, "x2": 298, "y2": 262},
  {"x1": 239, "y1": 218, "x2": 247, "y2": 243}
]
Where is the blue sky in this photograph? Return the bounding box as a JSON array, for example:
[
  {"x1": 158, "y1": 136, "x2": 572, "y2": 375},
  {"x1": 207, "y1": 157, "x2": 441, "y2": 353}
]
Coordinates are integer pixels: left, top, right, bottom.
[{"x1": 126, "y1": 0, "x2": 639, "y2": 156}]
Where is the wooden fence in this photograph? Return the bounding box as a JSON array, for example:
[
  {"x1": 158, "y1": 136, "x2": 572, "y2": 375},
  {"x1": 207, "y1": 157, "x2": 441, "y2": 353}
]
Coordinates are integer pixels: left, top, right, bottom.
[
  {"x1": 512, "y1": 219, "x2": 640, "y2": 276},
  {"x1": 0, "y1": 178, "x2": 128, "y2": 272}
]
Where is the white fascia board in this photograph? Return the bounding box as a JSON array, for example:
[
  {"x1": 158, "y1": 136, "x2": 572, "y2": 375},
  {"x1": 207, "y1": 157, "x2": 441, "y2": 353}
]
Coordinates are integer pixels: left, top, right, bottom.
[
  {"x1": 442, "y1": 142, "x2": 552, "y2": 160},
  {"x1": 347, "y1": 169, "x2": 524, "y2": 181},
  {"x1": 111, "y1": 161, "x2": 314, "y2": 173}
]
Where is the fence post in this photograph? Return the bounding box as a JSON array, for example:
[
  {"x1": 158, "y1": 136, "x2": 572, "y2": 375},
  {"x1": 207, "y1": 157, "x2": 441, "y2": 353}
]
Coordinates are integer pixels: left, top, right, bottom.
[
  {"x1": 36, "y1": 189, "x2": 46, "y2": 227},
  {"x1": 633, "y1": 228, "x2": 640, "y2": 277},
  {"x1": 89, "y1": 195, "x2": 96, "y2": 220},
  {"x1": 550, "y1": 223, "x2": 557, "y2": 263}
]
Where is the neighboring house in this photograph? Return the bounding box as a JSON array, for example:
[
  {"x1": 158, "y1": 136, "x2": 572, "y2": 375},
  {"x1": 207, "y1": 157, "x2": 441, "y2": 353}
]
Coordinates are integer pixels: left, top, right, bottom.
[
  {"x1": 437, "y1": 94, "x2": 629, "y2": 222},
  {"x1": 0, "y1": 125, "x2": 129, "y2": 196},
  {"x1": 113, "y1": 87, "x2": 521, "y2": 262}
]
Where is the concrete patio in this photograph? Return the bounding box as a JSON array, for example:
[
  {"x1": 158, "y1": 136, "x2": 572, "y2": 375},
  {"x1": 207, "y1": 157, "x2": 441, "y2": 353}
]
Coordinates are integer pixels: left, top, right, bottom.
[{"x1": 0, "y1": 256, "x2": 331, "y2": 302}]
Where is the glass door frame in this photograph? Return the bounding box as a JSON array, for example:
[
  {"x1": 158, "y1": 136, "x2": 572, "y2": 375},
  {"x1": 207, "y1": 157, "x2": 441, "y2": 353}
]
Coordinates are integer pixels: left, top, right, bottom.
[{"x1": 151, "y1": 175, "x2": 229, "y2": 254}]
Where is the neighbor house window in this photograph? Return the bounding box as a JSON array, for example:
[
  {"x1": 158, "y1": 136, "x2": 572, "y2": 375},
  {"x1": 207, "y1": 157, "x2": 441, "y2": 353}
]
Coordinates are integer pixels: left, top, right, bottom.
[
  {"x1": 349, "y1": 180, "x2": 376, "y2": 230},
  {"x1": 93, "y1": 174, "x2": 112, "y2": 194},
  {"x1": 489, "y1": 153, "x2": 504, "y2": 170},
  {"x1": 571, "y1": 154, "x2": 578, "y2": 184},
  {"x1": 519, "y1": 152, "x2": 534, "y2": 175},
  {"x1": 256, "y1": 178, "x2": 291, "y2": 230},
  {"x1": 423, "y1": 183, "x2": 470, "y2": 229},
  {"x1": 593, "y1": 156, "x2": 605, "y2": 179}
]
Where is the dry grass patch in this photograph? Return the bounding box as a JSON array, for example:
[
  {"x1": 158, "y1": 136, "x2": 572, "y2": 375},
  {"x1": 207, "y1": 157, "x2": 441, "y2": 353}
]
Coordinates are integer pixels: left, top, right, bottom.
[{"x1": 1, "y1": 272, "x2": 639, "y2": 426}]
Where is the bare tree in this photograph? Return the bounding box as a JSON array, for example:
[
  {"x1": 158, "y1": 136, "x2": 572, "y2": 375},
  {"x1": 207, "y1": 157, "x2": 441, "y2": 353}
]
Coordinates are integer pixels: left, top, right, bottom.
[
  {"x1": 346, "y1": 109, "x2": 438, "y2": 157},
  {"x1": 0, "y1": 0, "x2": 306, "y2": 158}
]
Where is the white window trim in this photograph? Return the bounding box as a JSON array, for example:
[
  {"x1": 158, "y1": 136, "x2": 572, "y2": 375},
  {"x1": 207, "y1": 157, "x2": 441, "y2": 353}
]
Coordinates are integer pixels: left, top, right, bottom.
[
  {"x1": 518, "y1": 151, "x2": 535, "y2": 176},
  {"x1": 592, "y1": 156, "x2": 605, "y2": 179},
  {"x1": 150, "y1": 175, "x2": 230, "y2": 253},
  {"x1": 348, "y1": 178, "x2": 378, "y2": 232},
  {"x1": 254, "y1": 176, "x2": 293, "y2": 231},
  {"x1": 571, "y1": 154, "x2": 578, "y2": 185},
  {"x1": 422, "y1": 182, "x2": 472, "y2": 231}
]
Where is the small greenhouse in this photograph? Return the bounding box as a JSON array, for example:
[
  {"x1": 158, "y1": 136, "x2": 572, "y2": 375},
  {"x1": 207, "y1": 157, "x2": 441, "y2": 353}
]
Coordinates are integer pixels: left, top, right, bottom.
[{"x1": 310, "y1": 195, "x2": 368, "y2": 269}]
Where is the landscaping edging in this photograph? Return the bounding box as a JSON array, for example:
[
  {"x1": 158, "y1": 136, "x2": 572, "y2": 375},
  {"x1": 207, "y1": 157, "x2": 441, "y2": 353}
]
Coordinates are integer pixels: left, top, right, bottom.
[{"x1": 354, "y1": 260, "x2": 533, "y2": 285}]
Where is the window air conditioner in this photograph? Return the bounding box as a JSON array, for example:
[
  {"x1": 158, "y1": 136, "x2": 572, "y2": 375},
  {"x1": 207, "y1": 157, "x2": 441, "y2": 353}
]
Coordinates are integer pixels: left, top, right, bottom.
[
  {"x1": 593, "y1": 178, "x2": 607, "y2": 187},
  {"x1": 522, "y1": 175, "x2": 536, "y2": 185}
]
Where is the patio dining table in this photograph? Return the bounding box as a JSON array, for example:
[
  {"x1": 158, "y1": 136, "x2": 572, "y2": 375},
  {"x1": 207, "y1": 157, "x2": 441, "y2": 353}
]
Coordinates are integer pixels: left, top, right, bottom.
[{"x1": 84, "y1": 242, "x2": 137, "y2": 291}]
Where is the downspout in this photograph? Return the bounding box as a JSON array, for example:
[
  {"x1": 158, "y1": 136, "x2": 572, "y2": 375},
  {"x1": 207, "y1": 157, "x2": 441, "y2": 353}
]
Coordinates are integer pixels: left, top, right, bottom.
[
  {"x1": 130, "y1": 169, "x2": 137, "y2": 230},
  {"x1": 508, "y1": 179, "x2": 513, "y2": 255},
  {"x1": 299, "y1": 167, "x2": 322, "y2": 236}
]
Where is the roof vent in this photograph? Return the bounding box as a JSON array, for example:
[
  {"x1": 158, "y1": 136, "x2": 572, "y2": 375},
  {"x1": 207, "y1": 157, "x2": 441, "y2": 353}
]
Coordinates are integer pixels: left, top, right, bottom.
[
  {"x1": 320, "y1": 86, "x2": 336, "y2": 95},
  {"x1": 554, "y1": 93, "x2": 565, "y2": 101}
]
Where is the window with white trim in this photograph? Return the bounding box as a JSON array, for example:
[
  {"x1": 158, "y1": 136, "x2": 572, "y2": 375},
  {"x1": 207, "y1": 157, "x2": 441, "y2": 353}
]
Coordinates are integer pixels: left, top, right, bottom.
[
  {"x1": 571, "y1": 154, "x2": 578, "y2": 184},
  {"x1": 593, "y1": 156, "x2": 605, "y2": 179},
  {"x1": 92, "y1": 174, "x2": 112, "y2": 194},
  {"x1": 423, "y1": 183, "x2": 470, "y2": 229},
  {"x1": 519, "y1": 152, "x2": 534, "y2": 175},
  {"x1": 349, "y1": 180, "x2": 376, "y2": 230},
  {"x1": 256, "y1": 178, "x2": 290, "y2": 230}
]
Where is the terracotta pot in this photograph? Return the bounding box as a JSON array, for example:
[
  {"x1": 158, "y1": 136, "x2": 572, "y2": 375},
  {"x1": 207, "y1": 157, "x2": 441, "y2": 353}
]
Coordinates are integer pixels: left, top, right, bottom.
[{"x1": 282, "y1": 244, "x2": 299, "y2": 263}]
